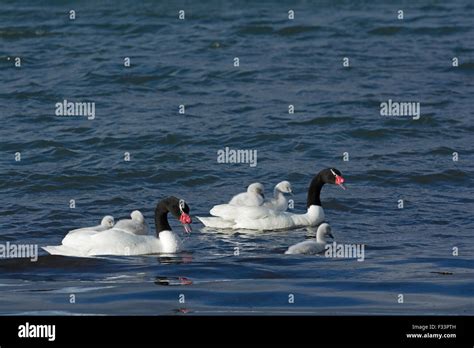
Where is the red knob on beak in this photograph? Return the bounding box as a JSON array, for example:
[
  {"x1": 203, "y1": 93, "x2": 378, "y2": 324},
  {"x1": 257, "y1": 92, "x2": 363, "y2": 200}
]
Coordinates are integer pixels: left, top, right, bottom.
[
  {"x1": 180, "y1": 213, "x2": 192, "y2": 233},
  {"x1": 180, "y1": 213, "x2": 192, "y2": 224},
  {"x1": 335, "y1": 175, "x2": 346, "y2": 190}
]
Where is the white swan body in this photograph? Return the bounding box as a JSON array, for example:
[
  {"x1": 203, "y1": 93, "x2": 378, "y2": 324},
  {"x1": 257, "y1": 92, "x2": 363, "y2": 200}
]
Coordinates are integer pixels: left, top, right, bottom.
[
  {"x1": 198, "y1": 205, "x2": 324, "y2": 231},
  {"x1": 263, "y1": 181, "x2": 292, "y2": 211},
  {"x1": 198, "y1": 168, "x2": 345, "y2": 231},
  {"x1": 285, "y1": 223, "x2": 334, "y2": 255},
  {"x1": 113, "y1": 210, "x2": 148, "y2": 235},
  {"x1": 43, "y1": 229, "x2": 182, "y2": 257},
  {"x1": 228, "y1": 183, "x2": 265, "y2": 207},
  {"x1": 43, "y1": 198, "x2": 193, "y2": 258},
  {"x1": 67, "y1": 215, "x2": 114, "y2": 235}
]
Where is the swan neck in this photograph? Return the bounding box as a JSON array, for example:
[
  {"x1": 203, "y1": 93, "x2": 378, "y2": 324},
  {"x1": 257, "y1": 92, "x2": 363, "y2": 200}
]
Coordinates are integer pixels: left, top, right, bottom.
[
  {"x1": 155, "y1": 203, "x2": 172, "y2": 236},
  {"x1": 316, "y1": 232, "x2": 325, "y2": 243},
  {"x1": 307, "y1": 174, "x2": 324, "y2": 207}
]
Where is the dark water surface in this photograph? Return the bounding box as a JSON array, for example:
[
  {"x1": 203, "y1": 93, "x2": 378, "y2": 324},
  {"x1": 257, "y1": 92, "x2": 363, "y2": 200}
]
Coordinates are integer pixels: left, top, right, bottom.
[{"x1": 0, "y1": 1, "x2": 473, "y2": 314}]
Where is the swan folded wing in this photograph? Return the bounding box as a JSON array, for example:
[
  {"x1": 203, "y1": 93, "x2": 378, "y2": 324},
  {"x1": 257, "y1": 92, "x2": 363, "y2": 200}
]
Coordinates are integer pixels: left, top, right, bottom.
[
  {"x1": 47, "y1": 230, "x2": 163, "y2": 257},
  {"x1": 233, "y1": 211, "x2": 293, "y2": 230},
  {"x1": 210, "y1": 204, "x2": 271, "y2": 220},
  {"x1": 61, "y1": 229, "x2": 100, "y2": 246},
  {"x1": 89, "y1": 229, "x2": 139, "y2": 253},
  {"x1": 43, "y1": 229, "x2": 101, "y2": 257},
  {"x1": 50, "y1": 229, "x2": 108, "y2": 256},
  {"x1": 76, "y1": 229, "x2": 159, "y2": 256}
]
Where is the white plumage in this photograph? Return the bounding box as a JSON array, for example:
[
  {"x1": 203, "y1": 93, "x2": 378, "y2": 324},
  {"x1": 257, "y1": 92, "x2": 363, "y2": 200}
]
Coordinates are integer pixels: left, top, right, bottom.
[{"x1": 285, "y1": 223, "x2": 334, "y2": 255}]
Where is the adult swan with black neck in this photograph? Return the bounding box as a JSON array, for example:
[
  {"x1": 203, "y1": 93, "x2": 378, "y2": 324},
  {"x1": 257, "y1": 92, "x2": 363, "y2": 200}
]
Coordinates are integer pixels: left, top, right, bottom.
[
  {"x1": 43, "y1": 197, "x2": 192, "y2": 257},
  {"x1": 197, "y1": 168, "x2": 345, "y2": 231}
]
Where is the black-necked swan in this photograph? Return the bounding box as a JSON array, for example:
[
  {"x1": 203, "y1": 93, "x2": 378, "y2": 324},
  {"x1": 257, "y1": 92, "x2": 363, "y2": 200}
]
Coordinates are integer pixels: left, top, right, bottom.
[
  {"x1": 42, "y1": 197, "x2": 192, "y2": 257},
  {"x1": 285, "y1": 223, "x2": 334, "y2": 254},
  {"x1": 67, "y1": 215, "x2": 115, "y2": 235},
  {"x1": 263, "y1": 181, "x2": 293, "y2": 211},
  {"x1": 197, "y1": 168, "x2": 345, "y2": 231},
  {"x1": 228, "y1": 182, "x2": 265, "y2": 206},
  {"x1": 113, "y1": 210, "x2": 149, "y2": 235}
]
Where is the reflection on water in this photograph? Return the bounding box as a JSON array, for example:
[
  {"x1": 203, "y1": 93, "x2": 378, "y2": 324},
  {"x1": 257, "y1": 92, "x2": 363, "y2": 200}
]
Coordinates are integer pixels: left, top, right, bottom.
[
  {"x1": 155, "y1": 276, "x2": 193, "y2": 286},
  {"x1": 156, "y1": 253, "x2": 194, "y2": 265}
]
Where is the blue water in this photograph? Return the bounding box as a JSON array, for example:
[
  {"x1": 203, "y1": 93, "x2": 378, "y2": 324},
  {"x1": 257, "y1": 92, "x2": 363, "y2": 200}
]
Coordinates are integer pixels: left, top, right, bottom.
[{"x1": 0, "y1": 1, "x2": 473, "y2": 315}]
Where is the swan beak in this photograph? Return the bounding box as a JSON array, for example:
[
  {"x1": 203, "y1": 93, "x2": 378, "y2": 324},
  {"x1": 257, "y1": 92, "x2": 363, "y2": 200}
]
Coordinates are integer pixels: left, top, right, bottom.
[
  {"x1": 179, "y1": 213, "x2": 192, "y2": 233},
  {"x1": 335, "y1": 175, "x2": 346, "y2": 190},
  {"x1": 183, "y1": 223, "x2": 192, "y2": 234},
  {"x1": 179, "y1": 277, "x2": 193, "y2": 285},
  {"x1": 328, "y1": 232, "x2": 335, "y2": 239}
]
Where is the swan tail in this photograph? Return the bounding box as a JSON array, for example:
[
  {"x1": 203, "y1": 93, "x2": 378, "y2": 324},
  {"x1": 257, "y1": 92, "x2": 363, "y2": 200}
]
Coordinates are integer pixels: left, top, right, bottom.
[
  {"x1": 209, "y1": 204, "x2": 227, "y2": 217},
  {"x1": 42, "y1": 245, "x2": 87, "y2": 257},
  {"x1": 197, "y1": 216, "x2": 235, "y2": 229}
]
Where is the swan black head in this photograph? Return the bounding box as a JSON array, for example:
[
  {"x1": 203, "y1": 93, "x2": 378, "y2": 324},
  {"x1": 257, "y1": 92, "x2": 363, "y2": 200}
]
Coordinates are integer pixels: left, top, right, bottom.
[
  {"x1": 165, "y1": 196, "x2": 190, "y2": 218},
  {"x1": 320, "y1": 168, "x2": 346, "y2": 189},
  {"x1": 307, "y1": 168, "x2": 346, "y2": 207},
  {"x1": 155, "y1": 196, "x2": 192, "y2": 234}
]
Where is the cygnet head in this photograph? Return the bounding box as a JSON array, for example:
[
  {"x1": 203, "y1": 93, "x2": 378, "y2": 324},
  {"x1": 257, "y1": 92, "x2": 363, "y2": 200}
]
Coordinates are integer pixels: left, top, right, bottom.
[
  {"x1": 275, "y1": 181, "x2": 293, "y2": 194},
  {"x1": 247, "y1": 183, "x2": 265, "y2": 198},
  {"x1": 130, "y1": 210, "x2": 145, "y2": 222},
  {"x1": 101, "y1": 215, "x2": 115, "y2": 227},
  {"x1": 317, "y1": 223, "x2": 334, "y2": 242}
]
